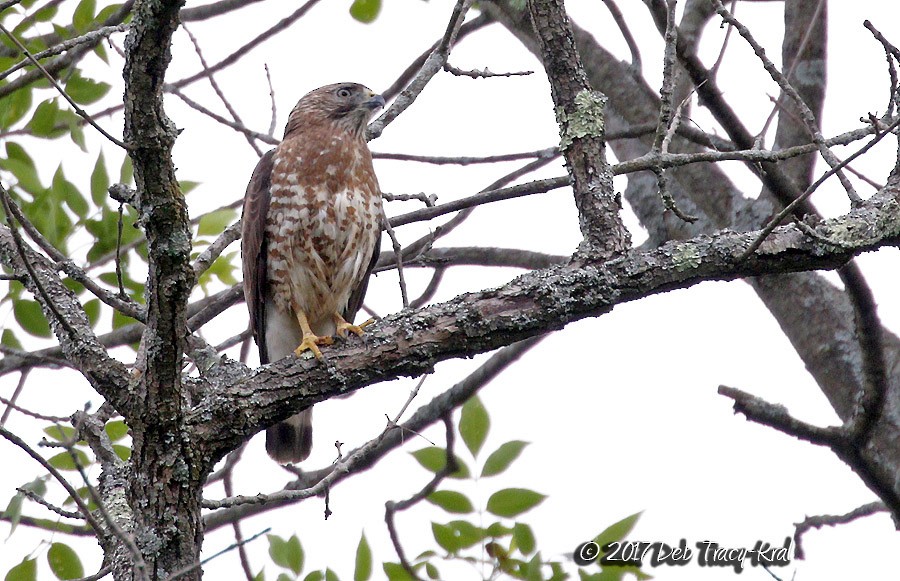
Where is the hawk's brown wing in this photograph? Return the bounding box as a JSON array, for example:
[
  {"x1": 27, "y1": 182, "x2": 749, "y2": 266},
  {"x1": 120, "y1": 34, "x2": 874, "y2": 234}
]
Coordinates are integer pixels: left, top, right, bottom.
[
  {"x1": 342, "y1": 216, "x2": 381, "y2": 323},
  {"x1": 241, "y1": 148, "x2": 276, "y2": 365}
]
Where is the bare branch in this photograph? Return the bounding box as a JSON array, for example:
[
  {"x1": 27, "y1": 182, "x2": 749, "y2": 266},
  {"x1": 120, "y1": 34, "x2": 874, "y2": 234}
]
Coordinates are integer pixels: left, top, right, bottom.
[
  {"x1": 713, "y1": 0, "x2": 859, "y2": 204},
  {"x1": 793, "y1": 502, "x2": 887, "y2": 559},
  {"x1": 368, "y1": 0, "x2": 474, "y2": 139},
  {"x1": 0, "y1": 23, "x2": 127, "y2": 149}
]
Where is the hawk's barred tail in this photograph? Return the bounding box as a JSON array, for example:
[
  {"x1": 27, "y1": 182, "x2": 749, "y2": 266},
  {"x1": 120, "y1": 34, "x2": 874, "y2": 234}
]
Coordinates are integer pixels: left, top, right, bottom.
[{"x1": 266, "y1": 409, "x2": 313, "y2": 464}]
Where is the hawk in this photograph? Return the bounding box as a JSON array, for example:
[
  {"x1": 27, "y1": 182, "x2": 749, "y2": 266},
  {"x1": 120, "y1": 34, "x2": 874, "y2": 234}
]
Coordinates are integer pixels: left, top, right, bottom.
[{"x1": 242, "y1": 83, "x2": 385, "y2": 464}]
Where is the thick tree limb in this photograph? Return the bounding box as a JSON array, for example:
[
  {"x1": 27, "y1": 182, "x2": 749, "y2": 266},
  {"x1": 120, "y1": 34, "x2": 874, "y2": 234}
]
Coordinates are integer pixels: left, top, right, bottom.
[
  {"x1": 191, "y1": 182, "x2": 900, "y2": 468},
  {"x1": 526, "y1": 0, "x2": 630, "y2": 257}
]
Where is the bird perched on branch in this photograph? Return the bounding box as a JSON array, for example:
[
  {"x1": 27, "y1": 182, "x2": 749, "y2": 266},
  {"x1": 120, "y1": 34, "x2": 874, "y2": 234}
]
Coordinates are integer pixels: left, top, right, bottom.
[{"x1": 242, "y1": 83, "x2": 385, "y2": 464}]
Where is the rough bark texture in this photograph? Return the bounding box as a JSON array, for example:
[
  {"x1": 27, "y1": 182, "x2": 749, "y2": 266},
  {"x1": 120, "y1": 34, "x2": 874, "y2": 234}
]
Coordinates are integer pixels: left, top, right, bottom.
[
  {"x1": 481, "y1": 0, "x2": 900, "y2": 522},
  {"x1": 121, "y1": 0, "x2": 204, "y2": 579},
  {"x1": 192, "y1": 183, "x2": 900, "y2": 463},
  {"x1": 526, "y1": 0, "x2": 630, "y2": 257},
  {"x1": 3, "y1": 1, "x2": 900, "y2": 577}
]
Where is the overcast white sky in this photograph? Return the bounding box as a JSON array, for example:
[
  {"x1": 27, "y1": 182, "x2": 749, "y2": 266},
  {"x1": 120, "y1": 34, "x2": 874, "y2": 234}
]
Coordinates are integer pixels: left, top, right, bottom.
[{"x1": 2, "y1": 0, "x2": 900, "y2": 579}]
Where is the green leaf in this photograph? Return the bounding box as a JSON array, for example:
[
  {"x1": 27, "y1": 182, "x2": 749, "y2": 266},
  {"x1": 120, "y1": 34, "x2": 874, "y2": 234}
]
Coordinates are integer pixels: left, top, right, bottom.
[
  {"x1": 179, "y1": 180, "x2": 200, "y2": 194},
  {"x1": 459, "y1": 396, "x2": 489, "y2": 457},
  {"x1": 0, "y1": 87, "x2": 32, "y2": 129},
  {"x1": 113, "y1": 444, "x2": 131, "y2": 461},
  {"x1": 349, "y1": 0, "x2": 381, "y2": 23},
  {"x1": 83, "y1": 299, "x2": 100, "y2": 328},
  {"x1": 104, "y1": 420, "x2": 129, "y2": 441},
  {"x1": 52, "y1": 166, "x2": 88, "y2": 218},
  {"x1": 197, "y1": 208, "x2": 236, "y2": 237},
  {"x1": 2, "y1": 329, "x2": 23, "y2": 351},
  {"x1": 324, "y1": 569, "x2": 338, "y2": 581},
  {"x1": 4, "y1": 558, "x2": 36, "y2": 581},
  {"x1": 446, "y1": 520, "x2": 482, "y2": 548},
  {"x1": 2, "y1": 493, "x2": 23, "y2": 537},
  {"x1": 268, "y1": 534, "x2": 304, "y2": 575},
  {"x1": 253, "y1": 569, "x2": 265, "y2": 581},
  {"x1": 119, "y1": 155, "x2": 133, "y2": 184},
  {"x1": 426, "y1": 490, "x2": 473, "y2": 514},
  {"x1": 486, "y1": 488, "x2": 546, "y2": 518},
  {"x1": 65, "y1": 73, "x2": 110, "y2": 106},
  {"x1": 484, "y1": 522, "x2": 513, "y2": 537},
  {"x1": 44, "y1": 426, "x2": 76, "y2": 442},
  {"x1": 424, "y1": 563, "x2": 439, "y2": 580},
  {"x1": 512, "y1": 523, "x2": 536, "y2": 555},
  {"x1": 481, "y1": 441, "x2": 529, "y2": 477},
  {"x1": 382, "y1": 563, "x2": 414, "y2": 581},
  {"x1": 32, "y1": 2, "x2": 59, "y2": 21},
  {"x1": 5, "y1": 142, "x2": 33, "y2": 166},
  {"x1": 593, "y1": 512, "x2": 642, "y2": 550},
  {"x1": 276, "y1": 574, "x2": 293, "y2": 581},
  {"x1": 354, "y1": 532, "x2": 371, "y2": 581},
  {"x1": 47, "y1": 450, "x2": 91, "y2": 471},
  {"x1": 1, "y1": 157, "x2": 44, "y2": 194},
  {"x1": 95, "y1": 3, "x2": 123, "y2": 23},
  {"x1": 14, "y1": 299, "x2": 51, "y2": 337},
  {"x1": 3, "y1": 478, "x2": 46, "y2": 538},
  {"x1": 68, "y1": 119, "x2": 87, "y2": 151},
  {"x1": 72, "y1": 0, "x2": 96, "y2": 32},
  {"x1": 26, "y1": 99, "x2": 60, "y2": 137},
  {"x1": 47, "y1": 543, "x2": 84, "y2": 579},
  {"x1": 409, "y1": 447, "x2": 469, "y2": 479},
  {"x1": 26, "y1": 188, "x2": 73, "y2": 250},
  {"x1": 431, "y1": 522, "x2": 460, "y2": 554},
  {"x1": 90, "y1": 152, "x2": 110, "y2": 205},
  {"x1": 302, "y1": 573, "x2": 324, "y2": 581}
]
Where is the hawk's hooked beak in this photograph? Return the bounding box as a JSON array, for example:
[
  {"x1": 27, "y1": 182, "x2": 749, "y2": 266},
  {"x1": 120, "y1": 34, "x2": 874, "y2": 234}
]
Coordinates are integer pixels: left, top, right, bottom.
[{"x1": 364, "y1": 94, "x2": 386, "y2": 110}]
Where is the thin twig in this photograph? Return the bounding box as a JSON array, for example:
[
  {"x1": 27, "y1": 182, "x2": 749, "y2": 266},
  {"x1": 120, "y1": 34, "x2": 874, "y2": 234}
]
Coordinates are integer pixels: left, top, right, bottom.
[
  {"x1": 383, "y1": 214, "x2": 409, "y2": 308},
  {"x1": 74, "y1": 565, "x2": 112, "y2": 581},
  {"x1": 264, "y1": 63, "x2": 277, "y2": 137},
  {"x1": 0, "y1": 369, "x2": 28, "y2": 425},
  {"x1": 183, "y1": 24, "x2": 263, "y2": 157},
  {"x1": 166, "y1": 528, "x2": 271, "y2": 581},
  {"x1": 17, "y1": 486, "x2": 83, "y2": 519},
  {"x1": 741, "y1": 116, "x2": 900, "y2": 259},
  {"x1": 223, "y1": 463, "x2": 255, "y2": 581},
  {"x1": 374, "y1": 147, "x2": 557, "y2": 166},
  {"x1": 714, "y1": 0, "x2": 858, "y2": 204},
  {"x1": 65, "y1": 441, "x2": 149, "y2": 581},
  {"x1": 0, "y1": 23, "x2": 127, "y2": 149},
  {"x1": 388, "y1": 176, "x2": 570, "y2": 228},
  {"x1": 368, "y1": 0, "x2": 474, "y2": 139},
  {"x1": 193, "y1": 219, "x2": 242, "y2": 278},
  {"x1": 651, "y1": 0, "x2": 697, "y2": 223},
  {"x1": 169, "y1": 87, "x2": 278, "y2": 146},
  {"x1": 442, "y1": 62, "x2": 532, "y2": 79},
  {"x1": 410, "y1": 268, "x2": 445, "y2": 309},
  {"x1": 602, "y1": 0, "x2": 641, "y2": 73},
  {"x1": 0, "y1": 188, "x2": 79, "y2": 337},
  {"x1": 4, "y1": 192, "x2": 144, "y2": 320},
  {"x1": 793, "y1": 502, "x2": 887, "y2": 559},
  {"x1": 756, "y1": 0, "x2": 825, "y2": 140},
  {"x1": 0, "y1": 24, "x2": 129, "y2": 83},
  {"x1": 385, "y1": 415, "x2": 456, "y2": 579},
  {"x1": 0, "y1": 426, "x2": 103, "y2": 534},
  {"x1": 170, "y1": 0, "x2": 322, "y2": 92},
  {"x1": 201, "y1": 337, "x2": 544, "y2": 518}
]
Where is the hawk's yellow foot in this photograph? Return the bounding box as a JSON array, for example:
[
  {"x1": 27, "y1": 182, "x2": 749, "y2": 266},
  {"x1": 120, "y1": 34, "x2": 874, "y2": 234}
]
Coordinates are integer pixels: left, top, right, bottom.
[
  {"x1": 293, "y1": 309, "x2": 333, "y2": 359},
  {"x1": 333, "y1": 312, "x2": 373, "y2": 338},
  {"x1": 293, "y1": 333, "x2": 333, "y2": 359}
]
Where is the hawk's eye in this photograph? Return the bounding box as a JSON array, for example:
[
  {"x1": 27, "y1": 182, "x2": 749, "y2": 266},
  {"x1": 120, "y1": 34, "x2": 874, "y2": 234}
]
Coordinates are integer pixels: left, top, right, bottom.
[{"x1": 337, "y1": 87, "x2": 353, "y2": 99}]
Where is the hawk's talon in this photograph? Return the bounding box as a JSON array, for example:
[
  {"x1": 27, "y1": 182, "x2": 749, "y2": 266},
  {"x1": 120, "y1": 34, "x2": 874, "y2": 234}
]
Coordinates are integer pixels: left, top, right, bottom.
[
  {"x1": 293, "y1": 334, "x2": 333, "y2": 359},
  {"x1": 333, "y1": 312, "x2": 371, "y2": 338}
]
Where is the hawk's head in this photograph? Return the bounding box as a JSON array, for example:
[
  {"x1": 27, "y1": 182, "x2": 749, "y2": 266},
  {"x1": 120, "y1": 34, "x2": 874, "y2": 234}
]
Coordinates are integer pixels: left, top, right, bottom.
[{"x1": 284, "y1": 82, "x2": 385, "y2": 139}]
